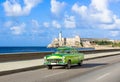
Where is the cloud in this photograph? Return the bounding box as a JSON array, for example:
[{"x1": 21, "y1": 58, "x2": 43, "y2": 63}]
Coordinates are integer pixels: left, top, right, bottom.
[
  {"x1": 52, "y1": 20, "x2": 61, "y2": 28},
  {"x1": 3, "y1": 0, "x2": 42, "y2": 16},
  {"x1": 98, "y1": 16, "x2": 120, "y2": 29},
  {"x1": 110, "y1": 31, "x2": 119, "y2": 37},
  {"x1": 72, "y1": 4, "x2": 88, "y2": 18},
  {"x1": 51, "y1": 0, "x2": 66, "y2": 15},
  {"x1": 4, "y1": 21, "x2": 13, "y2": 27},
  {"x1": 31, "y1": 19, "x2": 44, "y2": 37},
  {"x1": 10, "y1": 23, "x2": 26, "y2": 35},
  {"x1": 43, "y1": 22, "x2": 50, "y2": 28},
  {"x1": 31, "y1": 19, "x2": 40, "y2": 27},
  {"x1": 72, "y1": 0, "x2": 120, "y2": 29},
  {"x1": 64, "y1": 15, "x2": 76, "y2": 28}
]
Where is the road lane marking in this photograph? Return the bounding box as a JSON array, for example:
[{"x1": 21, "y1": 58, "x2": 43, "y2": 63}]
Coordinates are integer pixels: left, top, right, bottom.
[
  {"x1": 44, "y1": 71, "x2": 67, "y2": 78},
  {"x1": 96, "y1": 72, "x2": 110, "y2": 80}
]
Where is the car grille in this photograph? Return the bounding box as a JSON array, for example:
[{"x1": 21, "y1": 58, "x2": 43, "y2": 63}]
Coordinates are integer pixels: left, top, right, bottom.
[{"x1": 47, "y1": 59, "x2": 62, "y2": 63}]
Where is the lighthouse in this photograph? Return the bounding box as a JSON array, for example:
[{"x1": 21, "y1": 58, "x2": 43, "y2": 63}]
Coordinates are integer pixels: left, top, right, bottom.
[{"x1": 59, "y1": 31, "x2": 62, "y2": 46}]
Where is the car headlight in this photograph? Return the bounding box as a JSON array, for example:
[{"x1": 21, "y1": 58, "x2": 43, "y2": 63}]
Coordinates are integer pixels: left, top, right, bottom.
[
  {"x1": 62, "y1": 56, "x2": 65, "y2": 61},
  {"x1": 44, "y1": 57, "x2": 47, "y2": 62}
]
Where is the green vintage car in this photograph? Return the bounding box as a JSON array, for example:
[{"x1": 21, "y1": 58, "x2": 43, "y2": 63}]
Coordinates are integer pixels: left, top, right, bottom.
[{"x1": 44, "y1": 46, "x2": 84, "y2": 69}]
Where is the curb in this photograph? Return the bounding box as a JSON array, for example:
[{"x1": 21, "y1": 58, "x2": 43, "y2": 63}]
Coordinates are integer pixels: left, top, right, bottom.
[
  {"x1": 84, "y1": 53, "x2": 120, "y2": 60},
  {"x1": 0, "y1": 53, "x2": 120, "y2": 76},
  {"x1": 0, "y1": 65, "x2": 45, "y2": 76}
]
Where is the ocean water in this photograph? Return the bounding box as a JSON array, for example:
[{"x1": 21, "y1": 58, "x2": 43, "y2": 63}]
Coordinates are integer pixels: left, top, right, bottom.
[
  {"x1": 0, "y1": 47, "x2": 56, "y2": 54},
  {"x1": 0, "y1": 47, "x2": 94, "y2": 54}
]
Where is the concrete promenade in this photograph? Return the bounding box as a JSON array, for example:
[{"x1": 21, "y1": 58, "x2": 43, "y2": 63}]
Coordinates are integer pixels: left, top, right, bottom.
[{"x1": 0, "y1": 51, "x2": 120, "y2": 73}]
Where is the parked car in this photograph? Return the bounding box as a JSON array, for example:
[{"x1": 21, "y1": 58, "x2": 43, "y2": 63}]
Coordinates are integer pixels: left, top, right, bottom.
[{"x1": 44, "y1": 46, "x2": 84, "y2": 69}]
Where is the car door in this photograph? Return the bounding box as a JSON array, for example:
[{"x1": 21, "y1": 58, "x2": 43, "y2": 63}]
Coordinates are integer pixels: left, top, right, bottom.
[
  {"x1": 74, "y1": 52, "x2": 80, "y2": 64},
  {"x1": 71, "y1": 50, "x2": 79, "y2": 64}
]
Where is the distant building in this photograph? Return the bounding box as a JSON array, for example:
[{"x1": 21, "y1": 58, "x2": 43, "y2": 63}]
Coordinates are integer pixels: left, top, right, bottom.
[
  {"x1": 47, "y1": 32, "x2": 112, "y2": 48},
  {"x1": 80, "y1": 38, "x2": 110, "y2": 48},
  {"x1": 81, "y1": 38, "x2": 110, "y2": 42}
]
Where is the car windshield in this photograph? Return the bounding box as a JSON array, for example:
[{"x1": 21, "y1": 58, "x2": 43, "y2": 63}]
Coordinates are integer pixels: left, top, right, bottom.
[
  {"x1": 55, "y1": 48, "x2": 79, "y2": 54},
  {"x1": 55, "y1": 47, "x2": 79, "y2": 54},
  {"x1": 55, "y1": 49, "x2": 70, "y2": 54}
]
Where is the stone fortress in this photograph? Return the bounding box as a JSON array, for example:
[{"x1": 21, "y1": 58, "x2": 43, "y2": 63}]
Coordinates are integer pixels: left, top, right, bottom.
[
  {"x1": 48, "y1": 31, "x2": 82, "y2": 48},
  {"x1": 47, "y1": 31, "x2": 115, "y2": 48}
]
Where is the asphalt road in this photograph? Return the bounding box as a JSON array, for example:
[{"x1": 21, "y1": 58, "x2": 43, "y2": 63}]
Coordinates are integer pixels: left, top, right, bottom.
[
  {"x1": 0, "y1": 55, "x2": 120, "y2": 82},
  {"x1": 66, "y1": 60, "x2": 120, "y2": 82}
]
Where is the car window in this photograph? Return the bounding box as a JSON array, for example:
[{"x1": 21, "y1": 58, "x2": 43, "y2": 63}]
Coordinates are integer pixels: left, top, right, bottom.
[
  {"x1": 65, "y1": 50, "x2": 70, "y2": 54},
  {"x1": 70, "y1": 49, "x2": 79, "y2": 54},
  {"x1": 56, "y1": 50, "x2": 65, "y2": 53},
  {"x1": 55, "y1": 50, "x2": 70, "y2": 54}
]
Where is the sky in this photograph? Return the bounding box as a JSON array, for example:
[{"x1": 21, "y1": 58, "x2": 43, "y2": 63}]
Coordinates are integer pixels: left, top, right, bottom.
[{"x1": 0, "y1": 0, "x2": 120, "y2": 46}]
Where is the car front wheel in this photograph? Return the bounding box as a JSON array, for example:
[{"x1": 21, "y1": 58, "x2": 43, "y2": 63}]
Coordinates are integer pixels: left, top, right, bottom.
[
  {"x1": 66, "y1": 60, "x2": 71, "y2": 69},
  {"x1": 47, "y1": 65, "x2": 52, "y2": 69}
]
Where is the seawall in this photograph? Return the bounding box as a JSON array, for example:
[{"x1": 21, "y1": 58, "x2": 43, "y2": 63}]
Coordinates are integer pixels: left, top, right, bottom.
[{"x1": 0, "y1": 49, "x2": 120, "y2": 62}]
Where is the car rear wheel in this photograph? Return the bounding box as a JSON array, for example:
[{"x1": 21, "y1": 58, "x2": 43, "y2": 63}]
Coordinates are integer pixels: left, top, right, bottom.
[
  {"x1": 47, "y1": 65, "x2": 52, "y2": 69},
  {"x1": 78, "y1": 60, "x2": 83, "y2": 66},
  {"x1": 66, "y1": 60, "x2": 71, "y2": 69}
]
